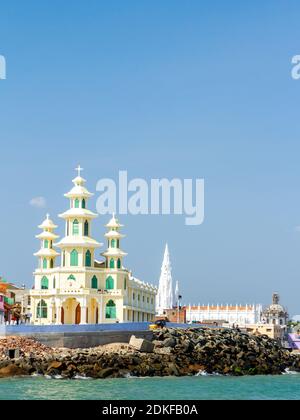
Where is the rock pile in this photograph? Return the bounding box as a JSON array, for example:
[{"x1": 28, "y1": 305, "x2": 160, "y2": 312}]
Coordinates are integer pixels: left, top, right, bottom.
[
  {"x1": 0, "y1": 328, "x2": 299, "y2": 379},
  {"x1": 0, "y1": 337, "x2": 54, "y2": 359},
  {"x1": 152, "y1": 328, "x2": 297, "y2": 376}
]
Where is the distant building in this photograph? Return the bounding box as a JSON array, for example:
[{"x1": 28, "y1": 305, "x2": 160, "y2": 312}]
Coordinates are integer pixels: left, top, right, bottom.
[
  {"x1": 244, "y1": 324, "x2": 284, "y2": 342},
  {"x1": 6, "y1": 285, "x2": 31, "y2": 323},
  {"x1": 0, "y1": 277, "x2": 16, "y2": 324},
  {"x1": 186, "y1": 304, "x2": 262, "y2": 325},
  {"x1": 161, "y1": 307, "x2": 187, "y2": 324},
  {"x1": 0, "y1": 285, "x2": 4, "y2": 324},
  {"x1": 261, "y1": 293, "x2": 289, "y2": 327}
]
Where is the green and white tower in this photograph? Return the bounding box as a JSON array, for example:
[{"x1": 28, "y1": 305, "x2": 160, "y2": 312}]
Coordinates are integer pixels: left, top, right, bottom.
[{"x1": 55, "y1": 165, "x2": 102, "y2": 269}]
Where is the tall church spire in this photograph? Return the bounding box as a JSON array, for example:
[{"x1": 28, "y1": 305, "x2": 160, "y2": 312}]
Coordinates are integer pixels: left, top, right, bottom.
[
  {"x1": 156, "y1": 243, "x2": 173, "y2": 315},
  {"x1": 34, "y1": 214, "x2": 59, "y2": 270},
  {"x1": 55, "y1": 167, "x2": 102, "y2": 268},
  {"x1": 102, "y1": 214, "x2": 127, "y2": 270}
]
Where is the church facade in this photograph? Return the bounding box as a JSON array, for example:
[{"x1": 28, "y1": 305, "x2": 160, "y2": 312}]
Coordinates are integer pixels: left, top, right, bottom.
[{"x1": 30, "y1": 167, "x2": 157, "y2": 325}]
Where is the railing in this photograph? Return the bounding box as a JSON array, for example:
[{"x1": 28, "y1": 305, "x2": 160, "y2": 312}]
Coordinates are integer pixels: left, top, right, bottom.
[
  {"x1": 30, "y1": 288, "x2": 123, "y2": 297},
  {"x1": 30, "y1": 290, "x2": 56, "y2": 296}
]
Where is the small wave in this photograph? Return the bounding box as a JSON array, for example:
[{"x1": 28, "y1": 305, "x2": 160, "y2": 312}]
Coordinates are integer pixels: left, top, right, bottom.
[
  {"x1": 196, "y1": 370, "x2": 222, "y2": 377},
  {"x1": 283, "y1": 369, "x2": 300, "y2": 375},
  {"x1": 73, "y1": 375, "x2": 92, "y2": 380}
]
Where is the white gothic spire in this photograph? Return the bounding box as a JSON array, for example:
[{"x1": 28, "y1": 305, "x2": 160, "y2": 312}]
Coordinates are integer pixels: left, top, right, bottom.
[
  {"x1": 175, "y1": 280, "x2": 179, "y2": 301},
  {"x1": 156, "y1": 243, "x2": 173, "y2": 315}
]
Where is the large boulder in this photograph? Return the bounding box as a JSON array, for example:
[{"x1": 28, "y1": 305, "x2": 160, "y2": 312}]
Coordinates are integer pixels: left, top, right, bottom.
[
  {"x1": 0, "y1": 364, "x2": 26, "y2": 378},
  {"x1": 129, "y1": 336, "x2": 154, "y2": 353}
]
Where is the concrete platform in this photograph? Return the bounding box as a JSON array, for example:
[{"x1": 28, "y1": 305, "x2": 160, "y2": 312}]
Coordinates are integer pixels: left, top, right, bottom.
[{"x1": 0, "y1": 323, "x2": 154, "y2": 348}]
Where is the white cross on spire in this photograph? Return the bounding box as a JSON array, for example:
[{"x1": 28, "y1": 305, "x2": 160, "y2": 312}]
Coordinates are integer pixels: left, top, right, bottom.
[{"x1": 76, "y1": 165, "x2": 84, "y2": 177}]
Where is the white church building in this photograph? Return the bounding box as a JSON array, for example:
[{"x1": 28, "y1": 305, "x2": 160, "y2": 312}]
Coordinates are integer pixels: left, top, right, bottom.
[{"x1": 30, "y1": 167, "x2": 157, "y2": 325}]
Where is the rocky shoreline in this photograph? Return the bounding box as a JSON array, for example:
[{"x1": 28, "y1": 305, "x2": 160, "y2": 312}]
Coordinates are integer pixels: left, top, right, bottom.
[{"x1": 0, "y1": 328, "x2": 299, "y2": 379}]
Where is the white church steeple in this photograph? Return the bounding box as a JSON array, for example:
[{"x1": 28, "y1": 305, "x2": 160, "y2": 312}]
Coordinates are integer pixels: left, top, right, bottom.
[
  {"x1": 102, "y1": 213, "x2": 127, "y2": 270},
  {"x1": 156, "y1": 243, "x2": 173, "y2": 315},
  {"x1": 55, "y1": 166, "x2": 102, "y2": 268},
  {"x1": 34, "y1": 214, "x2": 59, "y2": 270}
]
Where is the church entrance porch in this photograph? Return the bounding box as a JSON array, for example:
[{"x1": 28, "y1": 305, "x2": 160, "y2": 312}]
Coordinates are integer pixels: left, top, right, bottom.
[{"x1": 61, "y1": 298, "x2": 81, "y2": 325}]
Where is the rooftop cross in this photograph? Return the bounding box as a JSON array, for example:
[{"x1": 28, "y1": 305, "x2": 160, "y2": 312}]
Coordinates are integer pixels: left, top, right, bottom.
[
  {"x1": 76, "y1": 165, "x2": 84, "y2": 177},
  {"x1": 46, "y1": 213, "x2": 50, "y2": 220}
]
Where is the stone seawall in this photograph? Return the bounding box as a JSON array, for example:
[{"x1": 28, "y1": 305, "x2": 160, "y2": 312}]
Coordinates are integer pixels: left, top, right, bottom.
[
  {"x1": 0, "y1": 328, "x2": 299, "y2": 379},
  {"x1": 9, "y1": 331, "x2": 153, "y2": 349}
]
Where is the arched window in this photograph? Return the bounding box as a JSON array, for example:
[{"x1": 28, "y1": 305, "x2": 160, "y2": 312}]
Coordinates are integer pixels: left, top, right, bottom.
[
  {"x1": 50, "y1": 259, "x2": 54, "y2": 269},
  {"x1": 117, "y1": 258, "x2": 121, "y2": 269},
  {"x1": 41, "y1": 276, "x2": 49, "y2": 290},
  {"x1": 124, "y1": 277, "x2": 127, "y2": 290},
  {"x1": 105, "y1": 276, "x2": 114, "y2": 290},
  {"x1": 44, "y1": 240, "x2": 49, "y2": 248},
  {"x1": 85, "y1": 250, "x2": 92, "y2": 267},
  {"x1": 68, "y1": 274, "x2": 76, "y2": 281},
  {"x1": 74, "y1": 198, "x2": 80, "y2": 208},
  {"x1": 62, "y1": 251, "x2": 66, "y2": 267},
  {"x1": 84, "y1": 220, "x2": 89, "y2": 236},
  {"x1": 110, "y1": 259, "x2": 115, "y2": 269},
  {"x1": 72, "y1": 220, "x2": 79, "y2": 235},
  {"x1": 43, "y1": 258, "x2": 47, "y2": 269},
  {"x1": 111, "y1": 239, "x2": 116, "y2": 248},
  {"x1": 37, "y1": 300, "x2": 47, "y2": 318},
  {"x1": 70, "y1": 249, "x2": 78, "y2": 266},
  {"x1": 105, "y1": 300, "x2": 116, "y2": 319},
  {"x1": 91, "y1": 275, "x2": 98, "y2": 289},
  {"x1": 82, "y1": 199, "x2": 86, "y2": 209},
  {"x1": 53, "y1": 277, "x2": 56, "y2": 289}
]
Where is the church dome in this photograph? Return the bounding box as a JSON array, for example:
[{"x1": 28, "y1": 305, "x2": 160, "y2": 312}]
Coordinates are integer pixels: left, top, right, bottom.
[{"x1": 268, "y1": 303, "x2": 285, "y2": 312}]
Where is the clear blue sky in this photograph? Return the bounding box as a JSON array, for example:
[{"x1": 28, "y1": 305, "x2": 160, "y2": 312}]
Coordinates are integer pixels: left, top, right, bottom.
[{"x1": 1, "y1": 0, "x2": 300, "y2": 314}]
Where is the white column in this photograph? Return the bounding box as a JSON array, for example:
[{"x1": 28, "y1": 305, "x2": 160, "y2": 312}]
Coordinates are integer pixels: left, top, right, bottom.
[
  {"x1": 55, "y1": 306, "x2": 61, "y2": 324},
  {"x1": 49, "y1": 305, "x2": 54, "y2": 324},
  {"x1": 98, "y1": 302, "x2": 103, "y2": 324},
  {"x1": 81, "y1": 306, "x2": 87, "y2": 324}
]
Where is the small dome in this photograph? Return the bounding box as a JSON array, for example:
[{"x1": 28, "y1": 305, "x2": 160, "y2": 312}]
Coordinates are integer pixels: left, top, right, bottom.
[
  {"x1": 267, "y1": 303, "x2": 286, "y2": 313},
  {"x1": 106, "y1": 213, "x2": 123, "y2": 229},
  {"x1": 38, "y1": 214, "x2": 57, "y2": 230},
  {"x1": 72, "y1": 175, "x2": 86, "y2": 186}
]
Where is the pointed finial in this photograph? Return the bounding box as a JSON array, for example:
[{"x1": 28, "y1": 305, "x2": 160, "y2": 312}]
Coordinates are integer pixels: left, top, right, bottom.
[
  {"x1": 75, "y1": 165, "x2": 84, "y2": 177},
  {"x1": 46, "y1": 213, "x2": 50, "y2": 220}
]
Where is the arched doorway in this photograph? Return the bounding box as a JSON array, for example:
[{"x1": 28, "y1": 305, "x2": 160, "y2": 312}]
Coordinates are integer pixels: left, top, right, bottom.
[
  {"x1": 62, "y1": 298, "x2": 81, "y2": 324},
  {"x1": 61, "y1": 307, "x2": 64, "y2": 324},
  {"x1": 75, "y1": 304, "x2": 81, "y2": 325}
]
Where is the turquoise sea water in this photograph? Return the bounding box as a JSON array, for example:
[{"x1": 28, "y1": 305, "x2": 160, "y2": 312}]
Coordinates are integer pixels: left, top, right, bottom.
[{"x1": 0, "y1": 374, "x2": 299, "y2": 400}]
